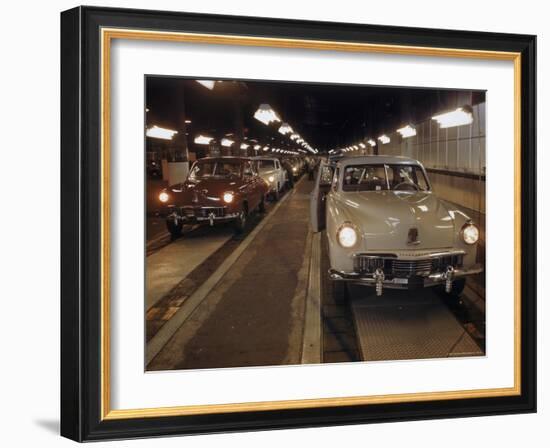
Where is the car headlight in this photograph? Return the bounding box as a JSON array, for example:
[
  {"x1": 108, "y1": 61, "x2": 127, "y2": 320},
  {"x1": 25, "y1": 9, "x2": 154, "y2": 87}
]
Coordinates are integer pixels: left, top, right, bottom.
[
  {"x1": 159, "y1": 191, "x2": 169, "y2": 203},
  {"x1": 223, "y1": 192, "x2": 234, "y2": 204},
  {"x1": 292, "y1": 167, "x2": 297, "y2": 172},
  {"x1": 268, "y1": 175, "x2": 275, "y2": 183},
  {"x1": 336, "y1": 222, "x2": 359, "y2": 248},
  {"x1": 461, "y1": 222, "x2": 479, "y2": 245}
]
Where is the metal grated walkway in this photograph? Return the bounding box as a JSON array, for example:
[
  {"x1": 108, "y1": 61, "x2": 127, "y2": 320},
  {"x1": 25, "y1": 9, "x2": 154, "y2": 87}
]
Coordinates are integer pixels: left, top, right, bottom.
[{"x1": 350, "y1": 286, "x2": 482, "y2": 361}]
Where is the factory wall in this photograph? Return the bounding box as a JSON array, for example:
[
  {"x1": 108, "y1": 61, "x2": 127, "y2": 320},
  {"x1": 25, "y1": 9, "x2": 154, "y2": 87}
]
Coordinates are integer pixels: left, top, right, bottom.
[{"x1": 378, "y1": 102, "x2": 486, "y2": 214}]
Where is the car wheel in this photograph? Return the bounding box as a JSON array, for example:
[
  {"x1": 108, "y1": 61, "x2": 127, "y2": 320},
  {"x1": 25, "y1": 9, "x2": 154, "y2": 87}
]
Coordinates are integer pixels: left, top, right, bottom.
[
  {"x1": 272, "y1": 186, "x2": 280, "y2": 201},
  {"x1": 258, "y1": 195, "x2": 266, "y2": 213},
  {"x1": 331, "y1": 280, "x2": 349, "y2": 305},
  {"x1": 233, "y1": 206, "x2": 247, "y2": 234},
  {"x1": 166, "y1": 220, "x2": 182, "y2": 240}
]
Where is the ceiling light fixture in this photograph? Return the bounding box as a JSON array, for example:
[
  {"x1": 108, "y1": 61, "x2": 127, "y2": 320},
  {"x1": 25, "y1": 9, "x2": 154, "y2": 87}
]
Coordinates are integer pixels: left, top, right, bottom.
[
  {"x1": 432, "y1": 107, "x2": 473, "y2": 128},
  {"x1": 194, "y1": 134, "x2": 213, "y2": 145},
  {"x1": 397, "y1": 124, "x2": 417, "y2": 138},
  {"x1": 146, "y1": 125, "x2": 178, "y2": 140},
  {"x1": 196, "y1": 80, "x2": 216, "y2": 90},
  {"x1": 278, "y1": 122, "x2": 293, "y2": 135},
  {"x1": 254, "y1": 104, "x2": 281, "y2": 125}
]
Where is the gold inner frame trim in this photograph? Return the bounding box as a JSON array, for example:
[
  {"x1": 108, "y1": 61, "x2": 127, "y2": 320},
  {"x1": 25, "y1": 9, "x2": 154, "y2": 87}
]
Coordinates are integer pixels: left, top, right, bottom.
[{"x1": 100, "y1": 27, "x2": 522, "y2": 420}]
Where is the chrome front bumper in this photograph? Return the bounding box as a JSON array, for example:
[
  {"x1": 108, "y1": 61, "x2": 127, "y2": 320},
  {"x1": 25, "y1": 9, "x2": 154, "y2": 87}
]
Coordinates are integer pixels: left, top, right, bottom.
[
  {"x1": 329, "y1": 265, "x2": 483, "y2": 287},
  {"x1": 329, "y1": 251, "x2": 483, "y2": 296},
  {"x1": 167, "y1": 206, "x2": 239, "y2": 226}
]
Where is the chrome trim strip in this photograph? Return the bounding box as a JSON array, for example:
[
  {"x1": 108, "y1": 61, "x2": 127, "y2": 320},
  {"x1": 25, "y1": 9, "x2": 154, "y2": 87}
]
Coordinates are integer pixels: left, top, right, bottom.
[{"x1": 352, "y1": 250, "x2": 466, "y2": 260}]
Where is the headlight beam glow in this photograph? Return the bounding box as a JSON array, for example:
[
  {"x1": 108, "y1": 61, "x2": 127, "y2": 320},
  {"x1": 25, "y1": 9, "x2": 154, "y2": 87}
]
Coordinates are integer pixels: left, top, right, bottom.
[
  {"x1": 337, "y1": 222, "x2": 359, "y2": 248},
  {"x1": 159, "y1": 191, "x2": 169, "y2": 203},
  {"x1": 223, "y1": 192, "x2": 234, "y2": 204},
  {"x1": 461, "y1": 223, "x2": 480, "y2": 245}
]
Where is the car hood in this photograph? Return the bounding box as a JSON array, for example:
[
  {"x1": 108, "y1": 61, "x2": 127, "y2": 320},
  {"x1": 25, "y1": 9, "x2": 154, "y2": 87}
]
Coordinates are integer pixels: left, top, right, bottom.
[{"x1": 333, "y1": 190, "x2": 456, "y2": 250}]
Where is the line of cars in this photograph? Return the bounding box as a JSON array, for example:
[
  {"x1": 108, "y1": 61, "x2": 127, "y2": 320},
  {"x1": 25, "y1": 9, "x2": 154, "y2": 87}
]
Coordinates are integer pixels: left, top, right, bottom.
[
  {"x1": 282, "y1": 156, "x2": 308, "y2": 181},
  {"x1": 157, "y1": 151, "x2": 482, "y2": 301},
  {"x1": 157, "y1": 155, "x2": 309, "y2": 238}
]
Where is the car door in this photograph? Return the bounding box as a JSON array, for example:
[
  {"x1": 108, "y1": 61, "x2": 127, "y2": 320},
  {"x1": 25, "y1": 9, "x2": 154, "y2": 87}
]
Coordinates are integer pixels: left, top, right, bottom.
[{"x1": 310, "y1": 161, "x2": 334, "y2": 232}]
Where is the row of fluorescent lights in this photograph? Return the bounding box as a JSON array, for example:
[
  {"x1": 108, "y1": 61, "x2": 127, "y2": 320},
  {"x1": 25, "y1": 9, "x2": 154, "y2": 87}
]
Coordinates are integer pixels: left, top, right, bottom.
[
  {"x1": 194, "y1": 81, "x2": 307, "y2": 155},
  {"x1": 148, "y1": 123, "x2": 341, "y2": 158},
  {"x1": 145, "y1": 121, "x2": 303, "y2": 155},
  {"x1": 329, "y1": 107, "x2": 473, "y2": 155},
  {"x1": 147, "y1": 93, "x2": 474, "y2": 154},
  {"x1": 330, "y1": 128, "x2": 405, "y2": 153},
  {"x1": 195, "y1": 134, "x2": 301, "y2": 155},
  {"x1": 253, "y1": 103, "x2": 318, "y2": 154}
]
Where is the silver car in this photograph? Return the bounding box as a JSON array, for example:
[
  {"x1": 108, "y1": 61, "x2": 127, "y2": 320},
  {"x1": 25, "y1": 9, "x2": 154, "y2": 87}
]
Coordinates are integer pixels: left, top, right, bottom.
[
  {"x1": 253, "y1": 157, "x2": 287, "y2": 201},
  {"x1": 310, "y1": 155, "x2": 483, "y2": 300}
]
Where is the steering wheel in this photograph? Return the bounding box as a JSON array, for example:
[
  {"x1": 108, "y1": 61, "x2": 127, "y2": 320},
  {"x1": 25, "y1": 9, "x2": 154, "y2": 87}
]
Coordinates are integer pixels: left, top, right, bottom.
[{"x1": 393, "y1": 181, "x2": 420, "y2": 191}]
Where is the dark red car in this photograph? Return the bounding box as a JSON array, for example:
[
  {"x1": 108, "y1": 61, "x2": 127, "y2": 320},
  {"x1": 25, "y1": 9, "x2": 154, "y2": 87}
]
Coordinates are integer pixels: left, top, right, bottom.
[{"x1": 158, "y1": 157, "x2": 268, "y2": 237}]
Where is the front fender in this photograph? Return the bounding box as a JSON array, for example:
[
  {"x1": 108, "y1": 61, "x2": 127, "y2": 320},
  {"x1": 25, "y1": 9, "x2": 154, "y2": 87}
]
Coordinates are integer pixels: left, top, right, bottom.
[{"x1": 441, "y1": 200, "x2": 480, "y2": 267}]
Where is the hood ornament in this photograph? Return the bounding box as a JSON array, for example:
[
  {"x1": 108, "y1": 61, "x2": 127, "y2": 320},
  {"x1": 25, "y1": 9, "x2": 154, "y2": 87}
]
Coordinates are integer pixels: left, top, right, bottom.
[{"x1": 407, "y1": 227, "x2": 420, "y2": 245}]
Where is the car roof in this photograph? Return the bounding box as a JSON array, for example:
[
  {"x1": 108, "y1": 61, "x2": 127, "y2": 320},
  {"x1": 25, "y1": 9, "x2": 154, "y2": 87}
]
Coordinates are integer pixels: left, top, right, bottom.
[{"x1": 336, "y1": 155, "x2": 423, "y2": 167}]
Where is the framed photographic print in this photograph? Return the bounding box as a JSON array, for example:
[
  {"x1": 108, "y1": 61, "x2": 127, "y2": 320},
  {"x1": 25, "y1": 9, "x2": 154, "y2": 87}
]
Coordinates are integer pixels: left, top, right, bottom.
[{"x1": 60, "y1": 6, "x2": 536, "y2": 441}]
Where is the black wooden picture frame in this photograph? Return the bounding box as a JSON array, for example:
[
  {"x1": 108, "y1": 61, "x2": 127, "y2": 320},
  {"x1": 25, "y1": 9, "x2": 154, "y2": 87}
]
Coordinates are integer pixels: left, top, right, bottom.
[{"x1": 61, "y1": 6, "x2": 536, "y2": 442}]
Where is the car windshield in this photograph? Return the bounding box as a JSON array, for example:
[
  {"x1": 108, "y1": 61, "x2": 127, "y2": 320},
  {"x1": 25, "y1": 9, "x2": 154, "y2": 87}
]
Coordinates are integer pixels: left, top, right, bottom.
[
  {"x1": 256, "y1": 160, "x2": 276, "y2": 171},
  {"x1": 189, "y1": 161, "x2": 241, "y2": 180},
  {"x1": 342, "y1": 164, "x2": 430, "y2": 192}
]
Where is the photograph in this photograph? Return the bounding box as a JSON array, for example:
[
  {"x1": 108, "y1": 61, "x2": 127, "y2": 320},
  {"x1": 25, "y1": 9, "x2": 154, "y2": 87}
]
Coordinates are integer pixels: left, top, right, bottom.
[
  {"x1": 144, "y1": 77, "x2": 487, "y2": 371},
  {"x1": 57, "y1": 5, "x2": 537, "y2": 441}
]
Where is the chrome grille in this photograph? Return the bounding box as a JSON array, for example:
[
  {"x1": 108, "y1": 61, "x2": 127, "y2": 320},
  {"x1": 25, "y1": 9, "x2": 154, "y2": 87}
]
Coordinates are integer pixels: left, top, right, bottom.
[
  {"x1": 182, "y1": 207, "x2": 196, "y2": 218},
  {"x1": 354, "y1": 257, "x2": 391, "y2": 274},
  {"x1": 392, "y1": 259, "x2": 434, "y2": 276},
  {"x1": 181, "y1": 206, "x2": 226, "y2": 218},
  {"x1": 354, "y1": 254, "x2": 464, "y2": 278},
  {"x1": 197, "y1": 207, "x2": 226, "y2": 218}
]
